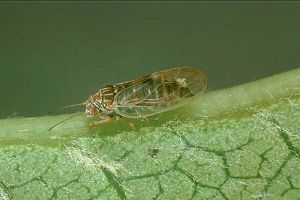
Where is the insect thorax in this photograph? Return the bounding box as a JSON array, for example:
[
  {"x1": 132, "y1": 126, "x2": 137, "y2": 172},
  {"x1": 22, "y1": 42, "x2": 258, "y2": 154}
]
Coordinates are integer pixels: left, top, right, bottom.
[{"x1": 93, "y1": 84, "x2": 117, "y2": 116}]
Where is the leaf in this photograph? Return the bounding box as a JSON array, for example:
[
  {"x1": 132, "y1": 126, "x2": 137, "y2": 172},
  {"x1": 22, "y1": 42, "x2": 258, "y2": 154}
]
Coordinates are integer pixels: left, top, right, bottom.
[{"x1": 0, "y1": 68, "x2": 299, "y2": 200}]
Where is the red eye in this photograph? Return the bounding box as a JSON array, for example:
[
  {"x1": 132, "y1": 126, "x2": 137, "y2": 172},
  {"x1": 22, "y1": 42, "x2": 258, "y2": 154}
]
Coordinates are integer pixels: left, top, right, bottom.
[{"x1": 85, "y1": 103, "x2": 99, "y2": 115}]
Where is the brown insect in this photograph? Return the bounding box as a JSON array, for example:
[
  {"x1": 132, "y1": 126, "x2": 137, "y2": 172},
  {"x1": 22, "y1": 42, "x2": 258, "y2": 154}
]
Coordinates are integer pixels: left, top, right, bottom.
[{"x1": 49, "y1": 66, "x2": 207, "y2": 130}]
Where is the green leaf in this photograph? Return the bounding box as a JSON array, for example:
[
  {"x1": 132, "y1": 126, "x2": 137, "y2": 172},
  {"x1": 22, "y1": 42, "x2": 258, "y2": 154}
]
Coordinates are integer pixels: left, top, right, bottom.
[{"x1": 0, "y1": 68, "x2": 299, "y2": 200}]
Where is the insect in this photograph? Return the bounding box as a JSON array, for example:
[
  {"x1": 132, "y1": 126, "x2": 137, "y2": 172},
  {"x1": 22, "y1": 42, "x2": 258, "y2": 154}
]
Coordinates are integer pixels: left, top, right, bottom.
[{"x1": 49, "y1": 66, "x2": 207, "y2": 130}]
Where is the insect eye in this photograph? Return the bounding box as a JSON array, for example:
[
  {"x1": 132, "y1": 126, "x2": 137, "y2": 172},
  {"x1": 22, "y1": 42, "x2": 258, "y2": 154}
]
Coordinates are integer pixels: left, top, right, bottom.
[{"x1": 85, "y1": 103, "x2": 99, "y2": 115}]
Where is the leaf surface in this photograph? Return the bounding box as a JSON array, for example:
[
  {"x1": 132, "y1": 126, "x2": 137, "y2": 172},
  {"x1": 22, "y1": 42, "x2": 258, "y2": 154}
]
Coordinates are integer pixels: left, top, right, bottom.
[{"x1": 0, "y1": 68, "x2": 299, "y2": 200}]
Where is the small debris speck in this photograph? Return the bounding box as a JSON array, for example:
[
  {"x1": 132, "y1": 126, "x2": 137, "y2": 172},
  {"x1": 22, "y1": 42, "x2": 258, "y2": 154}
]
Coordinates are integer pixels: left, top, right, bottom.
[{"x1": 148, "y1": 148, "x2": 159, "y2": 158}]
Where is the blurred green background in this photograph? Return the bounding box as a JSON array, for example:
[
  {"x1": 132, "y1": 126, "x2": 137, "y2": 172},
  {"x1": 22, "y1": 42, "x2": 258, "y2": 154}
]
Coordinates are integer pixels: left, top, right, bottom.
[{"x1": 0, "y1": 2, "x2": 299, "y2": 118}]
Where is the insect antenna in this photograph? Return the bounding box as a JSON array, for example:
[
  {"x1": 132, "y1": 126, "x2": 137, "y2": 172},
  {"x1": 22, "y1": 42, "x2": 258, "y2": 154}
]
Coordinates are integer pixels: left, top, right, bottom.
[
  {"x1": 48, "y1": 101, "x2": 87, "y2": 131},
  {"x1": 48, "y1": 112, "x2": 84, "y2": 131},
  {"x1": 48, "y1": 101, "x2": 87, "y2": 115}
]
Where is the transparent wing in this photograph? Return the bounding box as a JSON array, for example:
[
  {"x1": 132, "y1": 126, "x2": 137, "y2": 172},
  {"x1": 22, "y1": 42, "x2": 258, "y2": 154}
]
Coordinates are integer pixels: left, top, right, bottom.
[{"x1": 113, "y1": 66, "x2": 207, "y2": 118}]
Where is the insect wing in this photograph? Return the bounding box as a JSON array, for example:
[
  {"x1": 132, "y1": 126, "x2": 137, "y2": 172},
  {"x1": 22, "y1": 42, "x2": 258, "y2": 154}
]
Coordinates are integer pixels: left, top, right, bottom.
[{"x1": 113, "y1": 67, "x2": 207, "y2": 118}]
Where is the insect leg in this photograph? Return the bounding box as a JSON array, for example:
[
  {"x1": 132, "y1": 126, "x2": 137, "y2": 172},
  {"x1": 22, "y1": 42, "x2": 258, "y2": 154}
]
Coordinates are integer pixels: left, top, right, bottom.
[
  {"x1": 89, "y1": 115, "x2": 111, "y2": 127},
  {"x1": 116, "y1": 115, "x2": 135, "y2": 130}
]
